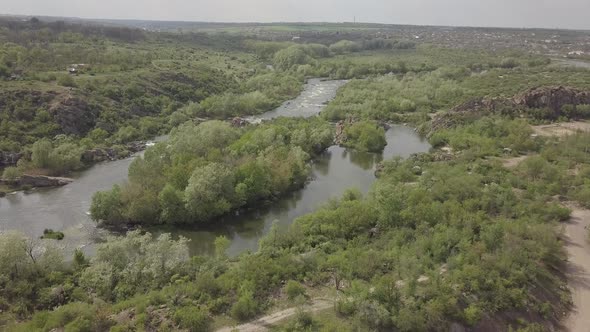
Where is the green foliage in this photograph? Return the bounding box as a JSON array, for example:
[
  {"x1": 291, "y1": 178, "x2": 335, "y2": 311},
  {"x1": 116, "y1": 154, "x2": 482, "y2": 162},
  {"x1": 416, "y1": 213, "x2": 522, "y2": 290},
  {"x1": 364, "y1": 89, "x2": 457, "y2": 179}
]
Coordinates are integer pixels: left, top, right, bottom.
[
  {"x1": 173, "y1": 306, "x2": 211, "y2": 332},
  {"x1": 214, "y1": 236, "x2": 231, "y2": 259},
  {"x1": 430, "y1": 117, "x2": 539, "y2": 158},
  {"x1": 285, "y1": 281, "x2": 306, "y2": 301},
  {"x1": 40, "y1": 229, "x2": 64, "y2": 240},
  {"x1": 56, "y1": 74, "x2": 77, "y2": 87},
  {"x1": 329, "y1": 40, "x2": 361, "y2": 54},
  {"x1": 80, "y1": 231, "x2": 189, "y2": 301},
  {"x1": 342, "y1": 121, "x2": 387, "y2": 152},
  {"x1": 185, "y1": 163, "x2": 236, "y2": 222},
  {"x1": 5, "y1": 22, "x2": 590, "y2": 332},
  {"x1": 93, "y1": 118, "x2": 331, "y2": 225},
  {"x1": 90, "y1": 185, "x2": 123, "y2": 225},
  {"x1": 2, "y1": 166, "x2": 22, "y2": 180},
  {"x1": 231, "y1": 290, "x2": 258, "y2": 321},
  {"x1": 197, "y1": 91, "x2": 274, "y2": 118},
  {"x1": 273, "y1": 46, "x2": 313, "y2": 71},
  {"x1": 30, "y1": 139, "x2": 83, "y2": 174}
]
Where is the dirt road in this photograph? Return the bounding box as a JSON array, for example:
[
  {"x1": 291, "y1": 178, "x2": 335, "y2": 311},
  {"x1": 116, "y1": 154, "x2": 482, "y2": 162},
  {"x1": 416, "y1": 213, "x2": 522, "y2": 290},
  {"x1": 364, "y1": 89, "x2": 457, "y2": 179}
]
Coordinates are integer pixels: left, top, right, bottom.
[
  {"x1": 563, "y1": 204, "x2": 590, "y2": 332},
  {"x1": 216, "y1": 299, "x2": 333, "y2": 332}
]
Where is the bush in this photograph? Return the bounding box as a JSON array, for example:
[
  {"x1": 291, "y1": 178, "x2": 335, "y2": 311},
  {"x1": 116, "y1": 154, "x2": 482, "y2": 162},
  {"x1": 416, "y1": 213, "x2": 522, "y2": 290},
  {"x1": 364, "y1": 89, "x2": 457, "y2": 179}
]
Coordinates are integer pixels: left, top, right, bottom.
[
  {"x1": 30, "y1": 139, "x2": 83, "y2": 174},
  {"x1": 40, "y1": 229, "x2": 65, "y2": 240},
  {"x1": 57, "y1": 74, "x2": 77, "y2": 87},
  {"x1": 273, "y1": 46, "x2": 312, "y2": 71},
  {"x1": 231, "y1": 292, "x2": 258, "y2": 321},
  {"x1": 2, "y1": 166, "x2": 22, "y2": 180},
  {"x1": 90, "y1": 185, "x2": 123, "y2": 224},
  {"x1": 173, "y1": 306, "x2": 211, "y2": 332},
  {"x1": 285, "y1": 281, "x2": 306, "y2": 301},
  {"x1": 342, "y1": 121, "x2": 387, "y2": 152}
]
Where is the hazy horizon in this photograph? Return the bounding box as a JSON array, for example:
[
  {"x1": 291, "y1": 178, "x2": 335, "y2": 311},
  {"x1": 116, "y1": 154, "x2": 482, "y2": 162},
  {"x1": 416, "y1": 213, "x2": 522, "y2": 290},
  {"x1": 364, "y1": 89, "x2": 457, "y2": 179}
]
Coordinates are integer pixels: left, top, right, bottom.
[{"x1": 2, "y1": 0, "x2": 590, "y2": 30}]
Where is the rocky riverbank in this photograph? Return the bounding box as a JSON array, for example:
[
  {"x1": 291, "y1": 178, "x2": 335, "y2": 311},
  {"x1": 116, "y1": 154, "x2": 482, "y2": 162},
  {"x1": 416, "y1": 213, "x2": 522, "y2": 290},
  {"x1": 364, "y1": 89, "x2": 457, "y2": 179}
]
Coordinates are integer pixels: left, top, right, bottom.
[
  {"x1": 0, "y1": 141, "x2": 150, "y2": 168},
  {"x1": 0, "y1": 175, "x2": 73, "y2": 189}
]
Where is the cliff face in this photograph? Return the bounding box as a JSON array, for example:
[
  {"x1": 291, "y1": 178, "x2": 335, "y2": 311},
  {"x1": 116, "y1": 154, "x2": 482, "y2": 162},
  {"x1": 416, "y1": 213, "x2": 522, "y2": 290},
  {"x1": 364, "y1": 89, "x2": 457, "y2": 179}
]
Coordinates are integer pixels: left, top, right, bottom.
[
  {"x1": 513, "y1": 86, "x2": 590, "y2": 111},
  {"x1": 428, "y1": 86, "x2": 590, "y2": 136},
  {"x1": 48, "y1": 94, "x2": 99, "y2": 136}
]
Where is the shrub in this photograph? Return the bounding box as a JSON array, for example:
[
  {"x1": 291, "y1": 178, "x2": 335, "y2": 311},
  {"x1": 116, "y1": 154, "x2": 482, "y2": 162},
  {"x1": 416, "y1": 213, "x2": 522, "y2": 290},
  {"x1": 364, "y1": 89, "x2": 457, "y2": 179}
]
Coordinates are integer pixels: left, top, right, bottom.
[
  {"x1": 57, "y1": 74, "x2": 77, "y2": 87},
  {"x1": 90, "y1": 185, "x2": 123, "y2": 224},
  {"x1": 343, "y1": 121, "x2": 387, "y2": 152},
  {"x1": 285, "y1": 280, "x2": 306, "y2": 301},
  {"x1": 2, "y1": 166, "x2": 22, "y2": 180},
  {"x1": 173, "y1": 306, "x2": 211, "y2": 332},
  {"x1": 231, "y1": 292, "x2": 258, "y2": 321},
  {"x1": 40, "y1": 229, "x2": 65, "y2": 240}
]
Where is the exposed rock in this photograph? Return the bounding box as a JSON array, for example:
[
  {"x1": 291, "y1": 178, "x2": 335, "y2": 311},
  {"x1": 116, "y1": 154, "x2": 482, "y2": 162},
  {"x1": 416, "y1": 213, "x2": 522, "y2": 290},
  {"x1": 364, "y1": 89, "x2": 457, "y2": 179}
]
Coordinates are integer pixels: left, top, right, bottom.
[
  {"x1": 428, "y1": 86, "x2": 590, "y2": 136},
  {"x1": 48, "y1": 94, "x2": 99, "y2": 136},
  {"x1": 231, "y1": 117, "x2": 248, "y2": 127},
  {"x1": 0, "y1": 151, "x2": 23, "y2": 167},
  {"x1": 51, "y1": 286, "x2": 66, "y2": 305},
  {"x1": 81, "y1": 148, "x2": 119, "y2": 163},
  {"x1": 81, "y1": 141, "x2": 147, "y2": 163},
  {"x1": 334, "y1": 116, "x2": 355, "y2": 145},
  {"x1": 513, "y1": 86, "x2": 590, "y2": 112},
  {"x1": 0, "y1": 175, "x2": 73, "y2": 188},
  {"x1": 369, "y1": 227, "x2": 380, "y2": 238},
  {"x1": 126, "y1": 141, "x2": 147, "y2": 153}
]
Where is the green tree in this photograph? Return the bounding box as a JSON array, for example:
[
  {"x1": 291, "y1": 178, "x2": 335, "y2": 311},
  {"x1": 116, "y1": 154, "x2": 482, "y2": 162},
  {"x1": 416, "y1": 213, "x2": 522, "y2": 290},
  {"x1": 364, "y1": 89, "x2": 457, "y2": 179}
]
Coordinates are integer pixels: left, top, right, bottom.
[
  {"x1": 214, "y1": 236, "x2": 231, "y2": 259},
  {"x1": 273, "y1": 46, "x2": 311, "y2": 71},
  {"x1": 31, "y1": 139, "x2": 53, "y2": 169},
  {"x1": 184, "y1": 163, "x2": 236, "y2": 222},
  {"x1": 90, "y1": 185, "x2": 123, "y2": 224},
  {"x1": 343, "y1": 121, "x2": 387, "y2": 152},
  {"x1": 173, "y1": 306, "x2": 211, "y2": 332},
  {"x1": 159, "y1": 184, "x2": 187, "y2": 224},
  {"x1": 285, "y1": 281, "x2": 306, "y2": 301}
]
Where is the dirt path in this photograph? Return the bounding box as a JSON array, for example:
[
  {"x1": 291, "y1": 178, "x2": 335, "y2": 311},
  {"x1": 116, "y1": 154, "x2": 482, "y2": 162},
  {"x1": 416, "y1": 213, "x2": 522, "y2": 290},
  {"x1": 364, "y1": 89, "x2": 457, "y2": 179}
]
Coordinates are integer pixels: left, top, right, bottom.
[
  {"x1": 563, "y1": 204, "x2": 590, "y2": 332},
  {"x1": 216, "y1": 299, "x2": 333, "y2": 332}
]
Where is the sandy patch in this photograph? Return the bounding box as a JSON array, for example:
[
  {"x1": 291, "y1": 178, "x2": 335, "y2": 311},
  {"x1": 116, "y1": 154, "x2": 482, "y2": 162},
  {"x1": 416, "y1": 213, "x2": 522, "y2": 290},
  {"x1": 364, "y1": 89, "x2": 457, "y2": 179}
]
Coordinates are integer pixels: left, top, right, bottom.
[{"x1": 563, "y1": 203, "x2": 590, "y2": 332}]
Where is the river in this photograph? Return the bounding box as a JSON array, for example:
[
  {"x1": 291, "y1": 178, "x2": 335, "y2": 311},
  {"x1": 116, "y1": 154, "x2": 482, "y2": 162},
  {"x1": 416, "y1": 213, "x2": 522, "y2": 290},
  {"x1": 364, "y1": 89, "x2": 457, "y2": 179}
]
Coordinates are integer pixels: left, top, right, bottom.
[{"x1": 0, "y1": 78, "x2": 431, "y2": 257}]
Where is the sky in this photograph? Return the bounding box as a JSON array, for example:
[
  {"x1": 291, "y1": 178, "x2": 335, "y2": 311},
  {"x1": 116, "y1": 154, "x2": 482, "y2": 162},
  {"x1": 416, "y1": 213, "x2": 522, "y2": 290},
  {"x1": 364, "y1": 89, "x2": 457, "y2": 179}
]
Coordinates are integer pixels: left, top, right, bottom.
[{"x1": 2, "y1": 0, "x2": 589, "y2": 30}]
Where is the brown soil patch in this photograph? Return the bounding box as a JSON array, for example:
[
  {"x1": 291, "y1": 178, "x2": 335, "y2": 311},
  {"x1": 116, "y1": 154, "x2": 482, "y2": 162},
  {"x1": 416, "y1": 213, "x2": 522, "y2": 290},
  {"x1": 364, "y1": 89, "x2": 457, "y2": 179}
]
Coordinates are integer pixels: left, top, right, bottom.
[
  {"x1": 533, "y1": 121, "x2": 590, "y2": 138},
  {"x1": 501, "y1": 155, "x2": 530, "y2": 168}
]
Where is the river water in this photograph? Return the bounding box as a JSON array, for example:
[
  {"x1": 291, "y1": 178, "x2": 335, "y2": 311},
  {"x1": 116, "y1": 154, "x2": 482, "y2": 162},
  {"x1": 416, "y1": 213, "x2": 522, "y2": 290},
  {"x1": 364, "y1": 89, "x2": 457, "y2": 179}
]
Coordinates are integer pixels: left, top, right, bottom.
[{"x1": 0, "y1": 78, "x2": 431, "y2": 257}]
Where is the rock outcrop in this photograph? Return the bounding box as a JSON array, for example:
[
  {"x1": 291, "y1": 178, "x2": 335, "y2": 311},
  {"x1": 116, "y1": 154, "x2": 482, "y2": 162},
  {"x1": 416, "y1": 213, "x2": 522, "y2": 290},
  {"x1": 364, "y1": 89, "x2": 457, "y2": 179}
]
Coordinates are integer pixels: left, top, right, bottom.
[
  {"x1": 231, "y1": 117, "x2": 249, "y2": 127},
  {"x1": 81, "y1": 141, "x2": 148, "y2": 163},
  {"x1": 0, "y1": 151, "x2": 23, "y2": 167},
  {"x1": 428, "y1": 86, "x2": 590, "y2": 136},
  {"x1": 81, "y1": 148, "x2": 120, "y2": 163},
  {"x1": 0, "y1": 175, "x2": 73, "y2": 188},
  {"x1": 334, "y1": 117, "x2": 355, "y2": 145},
  {"x1": 48, "y1": 94, "x2": 99, "y2": 136}
]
